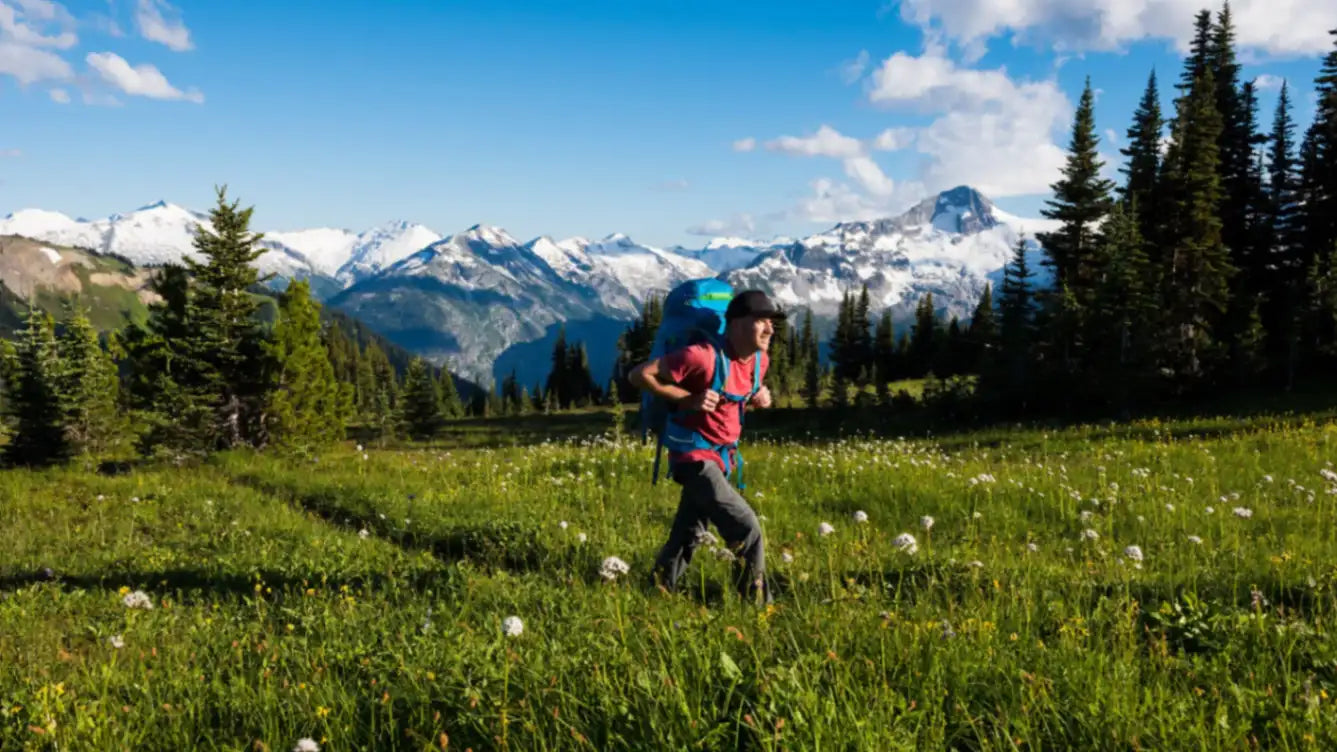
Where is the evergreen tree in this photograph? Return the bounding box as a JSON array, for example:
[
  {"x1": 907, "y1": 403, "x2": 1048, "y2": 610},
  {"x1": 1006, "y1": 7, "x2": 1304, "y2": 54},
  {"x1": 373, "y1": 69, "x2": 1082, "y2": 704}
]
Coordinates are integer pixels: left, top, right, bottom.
[
  {"x1": 967, "y1": 284, "x2": 997, "y2": 375},
  {"x1": 181, "y1": 186, "x2": 274, "y2": 448},
  {"x1": 547, "y1": 325, "x2": 568, "y2": 408},
  {"x1": 400, "y1": 358, "x2": 443, "y2": 440},
  {"x1": 990, "y1": 239, "x2": 1037, "y2": 406},
  {"x1": 57, "y1": 305, "x2": 123, "y2": 458},
  {"x1": 1267, "y1": 81, "x2": 1304, "y2": 384},
  {"x1": 1120, "y1": 70, "x2": 1165, "y2": 252},
  {"x1": 1160, "y1": 67, "x2": 1234, "y2": 383},
  {"x1": 854, "y1": 284, "x2": 873, "y2": 378},
  {"x1": 828, "y1": 291, "x2": 856, "y2": 380},
  {"x1": 438, "y1": 366, "x2": 463, "y2": 419},
  {"x1": 354, "y1": 347, "x2": 377, "y2": 417},
  {"x1": 362, "y1": 341, "x2": 397, "y2": 439},
  {"x1": 802, "y1": 323, "x2": 821, "y2": 409},
  {"x1": 265, "y1": 280, "x2": 348, "y2": 452},
  {"x1": 4, "y1": 309, "x2": 69, "y2": 466},
  {"x1": 1037, "y1": 78, "x2": 1116, "y2": 294},
  {"x1": 873, "y1": 310, "x2": 896, "y2": 388},
  {"x1": 1087, "y1": 203, "x2": 1157, "y2": 413},
  {"x1": 908, "y1": 293, "x2": 938, "y2": 377}
]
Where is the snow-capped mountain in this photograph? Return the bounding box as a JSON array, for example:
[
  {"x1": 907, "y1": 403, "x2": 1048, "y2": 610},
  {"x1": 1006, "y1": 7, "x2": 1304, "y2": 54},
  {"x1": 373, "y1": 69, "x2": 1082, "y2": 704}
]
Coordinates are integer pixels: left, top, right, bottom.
[
  {"x1": 0, "y1": 203, "x2": 441, "y2": 287},
  {"x1": 725, "y1": 186, "x2": 1058, "y2": 325},
  {"x1": 1, "y1": 185, "x2": 1059, "y2": 387}
]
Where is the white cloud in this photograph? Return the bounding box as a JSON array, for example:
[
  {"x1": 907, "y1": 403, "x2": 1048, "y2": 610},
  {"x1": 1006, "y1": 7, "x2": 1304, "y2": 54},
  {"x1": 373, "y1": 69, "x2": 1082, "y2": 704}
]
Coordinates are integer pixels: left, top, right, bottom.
[
  {"x1": 1253, "y1": 73, "x2": 1284, "y2": 90},
  {"x1": 895, "y1": 0, "x2": 1337, "y2": 56},
  {"x1": 843, "y1": 155, "x2": 896, "y2": 197},
  {"x1": 872, "y1": 127, "x2": 914, "y2": 151},
  {"x1": 732, "y1": 137, "x2": 757, "y2": 152},
  {"x1": 86, "y1": 51, "x2": 203, "y2": 102},
  {"x1": 47, "y1": 85, "x2": 67, "y2": 101},
  {"x1": 765, "y1": 124, "x2": 865, "y2": 159},
  {"x1": 135, "y1": 0, "x2": 191, "y2": 51},
  {"x1": 0, "y1": 39, "x2": 71, "y2": 84},
  {"x1": 0, "y1": 0, "x2": 75, "y2": 48},
  {"x1": 1104, "y1": 128, "x2": 1120, "y2": 147},
  {"x1": 839, "y1": 49, "x2": 869, "y2": 84},
  {"x1": 687, "y1": 213, "x2": 757, "y2": 237},
  {"x1": 867, "y1": 49, "x2": 1071, "y2": 198}
]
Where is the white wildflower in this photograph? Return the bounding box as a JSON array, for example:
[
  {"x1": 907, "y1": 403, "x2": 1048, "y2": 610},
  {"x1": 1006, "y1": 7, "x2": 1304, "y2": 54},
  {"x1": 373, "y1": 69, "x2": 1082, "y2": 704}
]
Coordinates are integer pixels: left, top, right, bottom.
[
  {"x1": 577, "y1": 532, "x2": 587, "y2": 544},
  {"x1": 294, "y1": 739, "x2": 320, "y2": 752},
  {"x1": 1079, "y1": 510, "x2": 1094, "y2": 522},
  {"x1": 559, "y1": 520, "x2": 568, "y2": 530},
  {"x1": 358, "y1": 528, "x2": 369, "y2": 540},
  {"x1": 715, "y1": 547, "x2": 736, "y2": 562},
  {"x1": 853, "y1": 510, "x2": 868, "y2": 523},
  {"x1": 356, "y1": 444, "x2": 364, "y2": 452},
  {"x1": 501, "y1": 615, "x2": 524, "y2": 638},
  {"x1": 967, "y1": 560, "x2": 983, "y2": 569},
  {"x1": 1205, "y1": 506, "x2": 1215, "y2": 515},
  {"x1": 920, "y1": 515, "x2": 934, "y2": 531},
  {"x1": 781, "y1": 551, "x2": 794, "y2": 564},
  {"x1": 1026, "y1": 542, "x2": 1039, "y2": 553},
  {"x1": 694, "y1": 530, "x2": 719, "y2": 547},
  {"x1": 1186, "y1": 535, "x2": 1203, "y2": 545},
  {"x1": 1233, "y1": 507, "x2": 1253, "y2": 519},
  {"x1": 1165, "y1": 503, "x2": 1175, "y2": 512},
  {"x1": 1123, "y1": 545, "x2": 1144, "y2": 562},
  {"x1": 108, "y1": 635, "x2": 124, "y2": 649},
  {"x1": 892, "y1": 533, "x2": 918, "y2": 555},
  {"x1": 121, "y1": 590, "x2": 153, "y2": 610},
  {"x1": 1081, "y1": 529, "x2": 1099, "y2": 542},
  {"x1": 818, "y1": 522, "x2": 835, "y2": 537},
  {"x1": 599, "y1": 556, "x2": 630, "y2": 581}
]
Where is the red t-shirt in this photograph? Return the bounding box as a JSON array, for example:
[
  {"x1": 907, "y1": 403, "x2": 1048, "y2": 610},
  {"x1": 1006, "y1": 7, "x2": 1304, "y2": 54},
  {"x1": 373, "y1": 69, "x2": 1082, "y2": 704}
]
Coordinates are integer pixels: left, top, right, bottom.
[{"x1": 662, "y1": 342, "x2": 769, "y2": 473}]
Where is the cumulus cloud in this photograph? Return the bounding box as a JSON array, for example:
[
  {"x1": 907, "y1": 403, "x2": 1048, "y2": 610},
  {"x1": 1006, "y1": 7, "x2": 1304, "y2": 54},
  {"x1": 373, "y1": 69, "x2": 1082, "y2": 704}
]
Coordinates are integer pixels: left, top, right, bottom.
[
  {"x1": 740, "y1": 47, "x2": 1071, "y2": 226},
  {"x1": 687, "y1": 213, "x2": 757, "y2": 237},
  {"x1": 732, "y1": 137, "x2": 757, "y2": 152},
  {"x1": 1253, "y1": 73, "x2": 1284, "y2": 90},
  {"x1": 867, "y1": 48, "x2": 1070, "y2": 198},
  {"x1": 765, "y1": 124, "x2": 866, "y2": 159},
  {"x1": 0, "y1": 39, "x2": 71, "y2": 84},
  {"x1": 894, "y1": 0, "x2": 1337, "y2": 56},
  {"x1": 0, "y1": 0, "x2": 75, "y2": 48},
  {"x1": 47, "y1": 85, "x2": 67, "y2": 101},
  {"x1": 135, "y1": 0, "x2": 192, "y2": 51},
  {"x1": 839, "y1": 49, "x2": 869, "y2": 84},
  {"x1": 86, "y1": 51, "x2": 203, "y2": 102}
]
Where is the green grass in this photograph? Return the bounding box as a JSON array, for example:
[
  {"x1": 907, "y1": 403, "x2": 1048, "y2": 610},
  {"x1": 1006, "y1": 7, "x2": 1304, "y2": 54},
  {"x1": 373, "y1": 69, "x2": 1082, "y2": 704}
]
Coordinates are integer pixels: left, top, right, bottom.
[{"x1": 5, "y1": 411, "x2": 1337, "y2": 749}]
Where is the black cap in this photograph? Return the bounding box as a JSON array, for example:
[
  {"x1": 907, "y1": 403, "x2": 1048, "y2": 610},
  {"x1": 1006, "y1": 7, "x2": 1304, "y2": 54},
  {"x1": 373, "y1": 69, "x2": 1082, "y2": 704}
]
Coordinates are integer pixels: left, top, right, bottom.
[{"x1": 726, "y1": 290, "x2": 787, "y2": 322}]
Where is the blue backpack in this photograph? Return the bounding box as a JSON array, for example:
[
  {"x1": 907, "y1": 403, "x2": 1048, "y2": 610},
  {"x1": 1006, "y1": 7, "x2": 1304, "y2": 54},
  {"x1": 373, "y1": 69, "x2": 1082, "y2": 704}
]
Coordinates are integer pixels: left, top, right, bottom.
[{"x1": 639, "y1": 278, "x2": 762, "y2": 490}]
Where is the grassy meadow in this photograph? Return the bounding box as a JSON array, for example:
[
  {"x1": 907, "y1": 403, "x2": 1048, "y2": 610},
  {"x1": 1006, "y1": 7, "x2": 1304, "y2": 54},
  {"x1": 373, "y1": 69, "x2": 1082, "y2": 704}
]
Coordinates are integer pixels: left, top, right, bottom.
[{"x1": 5, "y1": 406, "x2": 1337, "y2": 750}]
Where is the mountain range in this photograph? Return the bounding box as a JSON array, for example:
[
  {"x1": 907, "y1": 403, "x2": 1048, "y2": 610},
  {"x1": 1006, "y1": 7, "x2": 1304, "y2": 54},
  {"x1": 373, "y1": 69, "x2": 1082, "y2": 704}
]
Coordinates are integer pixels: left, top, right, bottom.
[{"x1": 0, "y1": 186, "x2": 1059, "y2": 387}]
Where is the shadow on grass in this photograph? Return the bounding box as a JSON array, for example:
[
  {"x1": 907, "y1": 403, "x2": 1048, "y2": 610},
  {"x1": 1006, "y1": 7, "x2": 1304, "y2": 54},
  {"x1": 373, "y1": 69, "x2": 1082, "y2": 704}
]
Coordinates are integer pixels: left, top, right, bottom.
[
  {"x1": 0, "y1": 566, "x2": 449, "y2": 600},
  {"x1": 227, "y1": 471, "x2": 621, "y2": 587}
]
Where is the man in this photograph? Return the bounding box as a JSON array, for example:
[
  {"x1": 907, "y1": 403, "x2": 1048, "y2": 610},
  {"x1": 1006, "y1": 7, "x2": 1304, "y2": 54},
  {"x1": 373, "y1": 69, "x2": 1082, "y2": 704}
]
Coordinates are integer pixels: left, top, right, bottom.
[{"x1": 630, "y1": 289, "x2": 784, "y2": 604}]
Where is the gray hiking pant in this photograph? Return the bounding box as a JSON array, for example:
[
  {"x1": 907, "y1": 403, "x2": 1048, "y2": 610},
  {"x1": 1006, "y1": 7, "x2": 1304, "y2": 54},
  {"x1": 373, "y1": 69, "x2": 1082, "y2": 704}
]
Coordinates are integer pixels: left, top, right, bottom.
[{"x1": 653, "y1": 460, "x2": 770, "y2": 604}]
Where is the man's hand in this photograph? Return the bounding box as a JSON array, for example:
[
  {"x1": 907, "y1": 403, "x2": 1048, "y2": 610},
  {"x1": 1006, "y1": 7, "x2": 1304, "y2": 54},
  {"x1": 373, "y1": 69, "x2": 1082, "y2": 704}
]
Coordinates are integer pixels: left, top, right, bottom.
[
  {"x1": 749, "y1": 386, "x2": 772, "y2": 409},
  {"x1": 681, "y1": 389, "x2": 721, "y2": 412}
]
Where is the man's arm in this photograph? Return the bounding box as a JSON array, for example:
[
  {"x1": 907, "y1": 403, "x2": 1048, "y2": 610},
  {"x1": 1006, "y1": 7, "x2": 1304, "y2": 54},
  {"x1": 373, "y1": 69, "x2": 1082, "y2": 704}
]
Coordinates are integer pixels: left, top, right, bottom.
[{"x1": 630, "y1": 357, "x2": 718, "y2": 412}]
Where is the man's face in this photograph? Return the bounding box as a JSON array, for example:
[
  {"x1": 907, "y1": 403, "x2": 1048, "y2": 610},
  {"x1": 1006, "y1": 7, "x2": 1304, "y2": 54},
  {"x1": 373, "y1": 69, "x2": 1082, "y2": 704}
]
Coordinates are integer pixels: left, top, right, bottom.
[{"x1": 730, "y1": 315, "x2": 775, "y2": 353}]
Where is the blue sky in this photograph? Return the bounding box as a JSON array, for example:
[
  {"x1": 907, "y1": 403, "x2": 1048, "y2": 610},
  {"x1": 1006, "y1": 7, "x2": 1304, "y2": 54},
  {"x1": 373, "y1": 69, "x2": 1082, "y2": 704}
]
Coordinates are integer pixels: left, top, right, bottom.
[{"x1": 1, "y1": 0, "x2": 1332, "y2": 248}]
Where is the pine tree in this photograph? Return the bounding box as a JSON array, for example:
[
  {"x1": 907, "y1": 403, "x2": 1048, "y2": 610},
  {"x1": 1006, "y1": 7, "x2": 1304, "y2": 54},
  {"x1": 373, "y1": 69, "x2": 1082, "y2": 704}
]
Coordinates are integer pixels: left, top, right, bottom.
[
  {"x1": 4, "y1": 309, "x2": 69, "y2": 466},
  {"x1": 181, "y1": 186, "x2": 274, "y2": 449},
  {"x1": 989, "y1": 239, "x2": 1037, "y2": 406},
  {"x1": 438, "y1": 366, "x2": 463, "y2": 419},
  {"x1": 854, "y1": 284, "x2": 873, "y2": 378},
  {"x1": 362, "y1": 341, "x2": 397, "y2": 439},
  {"x1": 400, "y1": 358, "x2": 442, "y2": 440},
  {"x1": 802, "y1": 331, "x2": 821, "y2": 408},
  {"x1": 57, "y1": 305, "x2": 123, "y2": 458},
  {"x1": 1160, "y1": 67, "x2": 1234, "y2": 383},
  {"x1": 1267, "y1": 81, "x2": 1304, "y2": 384},
  {"x1": 873, "y1": 309, "x2": 896, "y2": 389},
  {"x1": 1037, "y1": 77, "x2": 1116, "y2": 294},
  {"x1": 909, "y1": 293, "x2": 938, "y2": 377},
  {"x1": 547, "y1": 325, "x2": 568, "y2": 408},
  {"x1": 828, "y1": 292, "x2": 855, "y2": 380},
  {"x1": 1120, "y1": 70, "x2": 1165, "y2": 252},
  {"x1": 264, "y1": 279, "x2": 347, "y2": 452},
  {"x1": 967, "y1": 284, "x2": 997, "y2": 374},
  {"x1": 1087, "y1": 203, "x2": 1157, "y2": 413}
]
